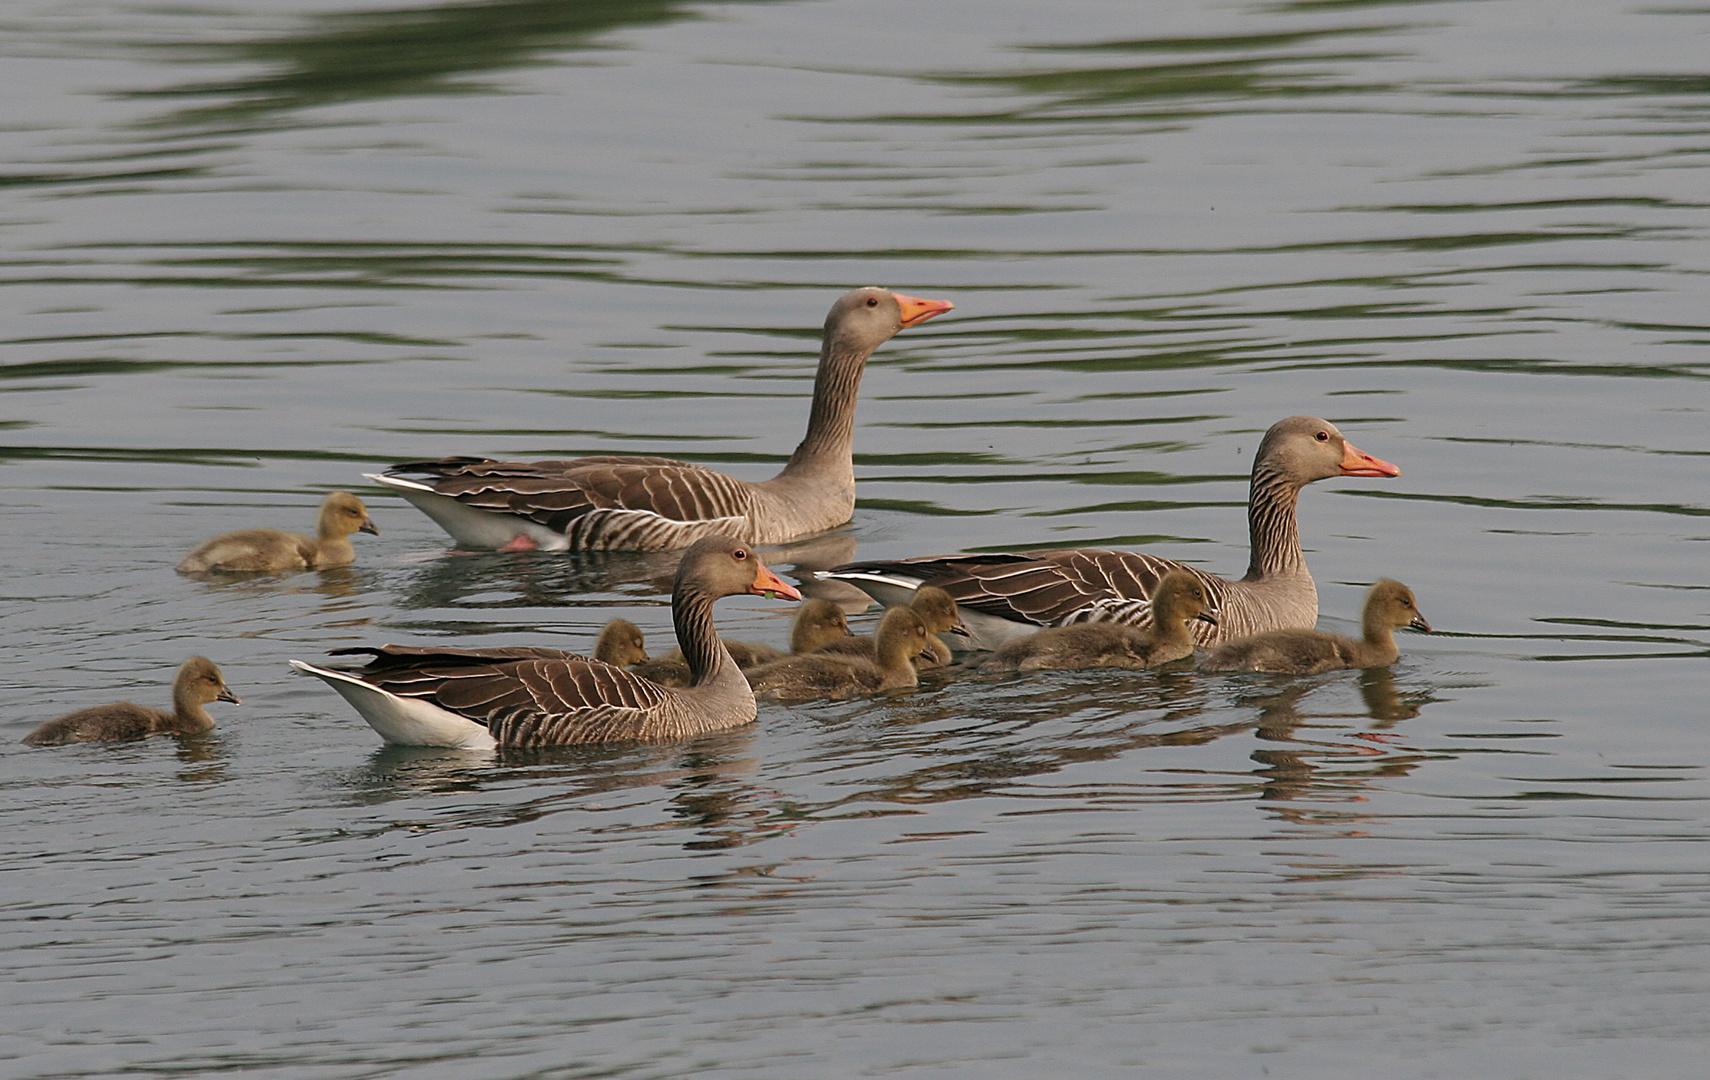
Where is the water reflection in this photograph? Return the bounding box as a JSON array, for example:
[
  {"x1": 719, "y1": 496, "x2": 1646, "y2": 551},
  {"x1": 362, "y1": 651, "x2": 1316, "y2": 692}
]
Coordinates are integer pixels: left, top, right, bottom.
[
  {"x1": 1232, "y1": 671, "x2": 1437, "y2": 822},
  {"x1": 389, "y1": 529, "x2": 860, "y2": 614},
  {"x1": 337, "y1": 725, "x2": 767, "y2": 850},
  {"x1": 131, "y1": 0, "x2": 784, "y2": 129}
]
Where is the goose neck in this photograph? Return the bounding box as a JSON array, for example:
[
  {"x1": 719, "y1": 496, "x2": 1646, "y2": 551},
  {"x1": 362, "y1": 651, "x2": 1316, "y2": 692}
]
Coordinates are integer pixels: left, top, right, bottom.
[
  {"x1": 170, "y1": 688, "x2": 217, "y2": 734},
  {"x1": 779, "y1": 339, "x2": 869, "y2": 480},
  {"x1": 672, "y1": 589, "x2": 732, "y2": 687},
  {"x1": 1244, "y1": 464, "x2": 1306, "y2": 581}
]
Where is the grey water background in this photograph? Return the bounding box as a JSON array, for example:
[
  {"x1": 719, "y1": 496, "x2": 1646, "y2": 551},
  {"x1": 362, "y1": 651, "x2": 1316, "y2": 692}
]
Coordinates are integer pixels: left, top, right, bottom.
[{"x1": 3, "y1": 0, "x2": 1708, "y2": 1075}]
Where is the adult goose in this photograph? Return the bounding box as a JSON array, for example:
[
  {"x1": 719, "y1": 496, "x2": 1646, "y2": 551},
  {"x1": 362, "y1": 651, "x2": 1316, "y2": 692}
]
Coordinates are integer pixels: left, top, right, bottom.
[
  {"x1": 176, "y1": 492, "x2": 379, "y2": 573},
  {"x1": 290, "y1": 535, "x2": 801, "y2": 749},
  {"x1": 981, "y1": 569, "x2": 1213, "y2": 672},
  {"x1": 1202, "y1": 579, "x2": 1430, "y2": 674},
  {"x1": 747, "y1": 606, "x2": 936, "y2": 700},
  {"x1": 825, "y1": 416, "x2": 1399, "y2": 650},
  {"x1": 370, "y1": 287, "x2": 953, "y2": 552},
  {"x1": 23, "y1": 657, "x2": 239, "y2": 745}
]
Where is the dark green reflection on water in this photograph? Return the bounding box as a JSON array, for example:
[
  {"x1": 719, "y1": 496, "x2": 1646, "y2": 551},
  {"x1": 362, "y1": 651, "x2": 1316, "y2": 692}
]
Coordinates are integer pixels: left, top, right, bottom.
[{"x1": 130, "y1": 0, "x2": 783, "y2": 128}]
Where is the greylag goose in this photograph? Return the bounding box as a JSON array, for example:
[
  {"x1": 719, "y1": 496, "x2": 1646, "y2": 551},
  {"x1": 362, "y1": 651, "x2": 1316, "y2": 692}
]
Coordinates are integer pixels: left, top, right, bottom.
[
  {"x1": 23, "y1": 657, "x2": 239, "y2": 745},
  {"x1": 811, "y1": 585, "x2": 968, "y2": 668},
  {"x1": 176, "y1": 492, "x2": 379, "y2": 573},
  {"x1": 369, "y1": 287, "x2": 953, "y2": 552},
  {"x1": 747, "y1": 606, "x2": 935, "y2": 700},
  {"x1": 825, "y1": 416, "x2": 1398, "y2": 650},
  {"x1": 1201, "y1": 579, "x2": 1430, "y2": 674},
  {"x1": 290, "y1": 535, "x2": 802, "y2": 748},
  {"x1": 981, "y1": 569, "x2": 1214, "y2": 672}
]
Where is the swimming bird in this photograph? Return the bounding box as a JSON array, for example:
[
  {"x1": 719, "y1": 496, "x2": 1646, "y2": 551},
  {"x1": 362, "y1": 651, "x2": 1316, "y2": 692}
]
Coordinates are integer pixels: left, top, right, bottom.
[
  {"x1": 176, "y1": 491, "x2": 379, "y2": 573},
  {"x1": 290, "y1": 536, "x2": 802, "y2": 748},
  {"x1": 811, "y1": 585, "x2": 969, "y2": 667},
  {"x1": 22, "y1": 657, "x2": 239, "y2": 745},
  {"x1": 747, "y1": 606, "x2": 936, "y2": 699},
  {"x1": 1201, "y1": 579, "x2": 1430, "y2": 674},
  {"x1": 824, "y1": 416, "x2": 1398, "y2": 650},
  {"x1": 981, "y1": 569, "x2": 1214, "y2": 672},
  {"x1": 370, "y1": 287, "x2": 953, "y2": 552}
]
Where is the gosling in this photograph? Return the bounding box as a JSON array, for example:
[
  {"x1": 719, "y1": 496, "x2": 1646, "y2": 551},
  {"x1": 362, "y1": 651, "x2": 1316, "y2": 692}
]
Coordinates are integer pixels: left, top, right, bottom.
[
  {"x1": 812, "y1": 586, "x2": 969, "y2": 668},
  {"x1": 1201, "y1": 579, "x2": 1430, "y2": 674},
  {"x1": 981, "y1": 569, "x2": 1214, "y2": 672},
  {"x1": 747, "y1": 606, "x2": 936, "y2": 699},
  {"x1": 177, "y1": 491, "x2": 379, "y2": 573},
  {"x1": 22, "y1": 657, "x2": 240, "y2": 745}
]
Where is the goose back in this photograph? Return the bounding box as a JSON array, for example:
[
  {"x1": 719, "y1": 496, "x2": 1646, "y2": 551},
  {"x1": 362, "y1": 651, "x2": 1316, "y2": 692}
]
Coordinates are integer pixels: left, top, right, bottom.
[{"x1": 374, "y1": 289, "x2": 952, "y2": 552}]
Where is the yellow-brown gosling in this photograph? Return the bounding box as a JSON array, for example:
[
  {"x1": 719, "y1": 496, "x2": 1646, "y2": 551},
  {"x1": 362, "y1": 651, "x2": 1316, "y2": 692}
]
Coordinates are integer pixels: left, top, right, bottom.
[
  {"x1": 1201, "y1": 579, "x2": 1430, "y2": 674},
  {"x1": 748, "y1": 606, "x2": 936, "y2": 699},
  {"x1": 22, "y1": 657, "x2": 239, "y2": 745},
  {"x1": 176, "y1": 491, "x2": 379, "y2": 573}
]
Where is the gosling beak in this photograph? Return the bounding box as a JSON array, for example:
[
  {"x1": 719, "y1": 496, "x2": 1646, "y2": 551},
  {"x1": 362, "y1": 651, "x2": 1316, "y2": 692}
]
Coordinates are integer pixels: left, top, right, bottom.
[
  {"x1": 751, "y1": 563, "x2": 803, "y2": 602},
  {"x1": 945, "y1": 617, "x2": 972, "y2": 638},
  {"x1": 359, "y1": 518, "x2": 380, "y2": 536},
  {"x1": 893, "y1": 293, "x2": 955, "y2": 328},
  {"x1": 217, "y1": 686, "x2": 241, "y2": 705},
  {"x1": 1409, "y1": 613, "x2": 1432, "y2": 633},
  {"x1": 1339, "y1": 440, "x2": 1400, "y2": 478},
  {"x1": 1194, "y1": 611, "x2": 1218, "y2": 626}
]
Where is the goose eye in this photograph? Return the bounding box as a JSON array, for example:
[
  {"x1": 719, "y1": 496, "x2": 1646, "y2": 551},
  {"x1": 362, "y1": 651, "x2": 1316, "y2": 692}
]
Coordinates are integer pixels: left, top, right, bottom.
[
  {"x1": 1315, "y1": 430, "x2": 1330, "y2": 442},
  {"x1": 733, "y1": 549, "x2": 748, "y2": 561},
  {"x1": 865, "y1": 296, "x2": 879, "y2": 307}
]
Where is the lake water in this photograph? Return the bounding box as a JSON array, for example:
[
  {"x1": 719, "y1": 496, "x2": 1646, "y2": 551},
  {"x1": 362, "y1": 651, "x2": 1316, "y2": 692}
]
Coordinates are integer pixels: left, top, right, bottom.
[{"x1": 4, "y1": 0, "x2": 1708, "y2": 1076}]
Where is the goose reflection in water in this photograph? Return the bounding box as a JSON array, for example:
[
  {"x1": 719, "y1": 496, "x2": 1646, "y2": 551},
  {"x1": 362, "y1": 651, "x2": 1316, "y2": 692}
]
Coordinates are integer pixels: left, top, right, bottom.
[
  {"x1": 388, "y1": 528, "x2": 858, "y2": 615},
  {"x1": 338, "y1": 726, "x2": 774, "y2": 851},
  {"x1": 1238, "y1": 672, "x2": 1438, "y2": 820}
]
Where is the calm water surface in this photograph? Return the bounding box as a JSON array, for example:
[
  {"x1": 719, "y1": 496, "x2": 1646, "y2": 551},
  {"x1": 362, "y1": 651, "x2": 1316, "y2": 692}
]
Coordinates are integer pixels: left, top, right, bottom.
[{"x1": 3, "y1": 0, "x2": 1708, "y2": 1076}]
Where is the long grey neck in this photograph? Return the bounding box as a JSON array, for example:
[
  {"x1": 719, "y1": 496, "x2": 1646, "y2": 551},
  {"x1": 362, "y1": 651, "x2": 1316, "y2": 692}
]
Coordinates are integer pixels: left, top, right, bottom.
[
  {"x1": 1243, "y1": 465, "x2": 1306, "y2": 582},
  {"x1": 778, "y1": 337, "x2": 870, "y2": 481},
  {"x1": 673, "y1": 590, "x2": 731, "y2": 687}
]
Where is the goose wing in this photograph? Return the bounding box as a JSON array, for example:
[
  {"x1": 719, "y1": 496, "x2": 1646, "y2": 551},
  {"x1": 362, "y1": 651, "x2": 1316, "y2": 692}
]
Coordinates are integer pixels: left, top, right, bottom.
[
  {"x1": 382, "y1": 456, "x2": 757, "y2": 545},
  {"x1": 323, "y1": 646, "x2": 673, "y2": 747},
  {"x1": 830, "y1": 549, "x2": 1230, "y2": 631}
]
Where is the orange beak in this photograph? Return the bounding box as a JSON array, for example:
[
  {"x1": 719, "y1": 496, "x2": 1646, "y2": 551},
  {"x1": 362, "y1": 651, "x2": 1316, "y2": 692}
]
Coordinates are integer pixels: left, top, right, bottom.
[
  {"x1": 750, "y1": 562, "x2": 803, "y2": 602},
  {"x1": 1339, "y1": 440, "x2": 1400, "y2": 478},
  {"x1": 893, "y1": 293, "x2": 954, "y2": 328}
]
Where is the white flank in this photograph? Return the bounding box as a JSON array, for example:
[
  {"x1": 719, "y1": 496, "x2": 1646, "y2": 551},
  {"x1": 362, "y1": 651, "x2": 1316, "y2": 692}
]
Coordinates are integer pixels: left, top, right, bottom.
[
  {"x1": 364, "y1": 474, "x2": 569, "y2": 551},
  {"x1": 290, "y1": 660, "x2": 498, "y2": 749}
]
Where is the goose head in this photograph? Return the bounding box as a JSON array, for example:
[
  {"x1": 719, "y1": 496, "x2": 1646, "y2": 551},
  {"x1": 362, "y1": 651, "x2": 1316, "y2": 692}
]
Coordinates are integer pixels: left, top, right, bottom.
[
  {"x1": 911, "y1": 585, "x2": 971, "y2": 639},
  {"x1": 594, "y1": 618, "x2": 650, "y2": 666},
  {"x1": 320, "y1": 491, "x2": 380, "y2": 539},
  {"x1": 824, "y1": 287, "x2": 953, "y2": 355},
  {"x1": 1367, "y1": 579, "x2": 1431, "y2": 633},
  {"x1": 677, "y1": 535, "x2": 803, "y2": 603},
  {"x1": 1257, "y1": 416, "x2": 1399, "y2": 485},
  {"x1": 874, "y1": 605, "x2": 935, "y2": 667},
  {"x1": 177, "y1": 656, "x2": 240, "y2": 707},
  {"x1": 790, "y1": 598, "x2": 852, "y2": 652},
  {"x1": 1152, "y1": 569, "x2": 1217, "y2": 627}
]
